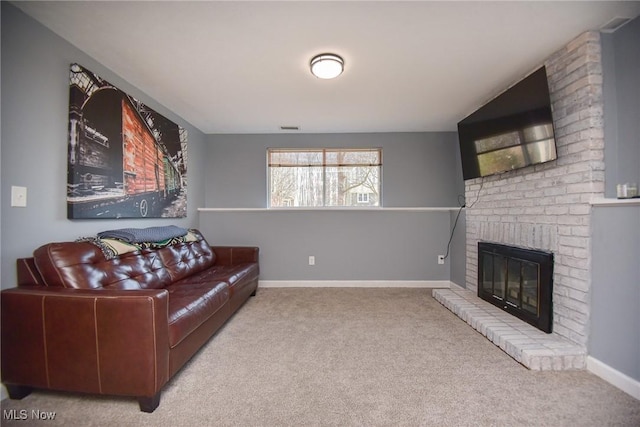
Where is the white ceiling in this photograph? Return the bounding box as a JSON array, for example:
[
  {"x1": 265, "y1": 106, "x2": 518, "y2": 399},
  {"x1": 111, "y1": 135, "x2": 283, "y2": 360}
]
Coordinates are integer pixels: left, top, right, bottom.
[{"x1": 13, "y1": 1, "x2": 640, "y2": 134}]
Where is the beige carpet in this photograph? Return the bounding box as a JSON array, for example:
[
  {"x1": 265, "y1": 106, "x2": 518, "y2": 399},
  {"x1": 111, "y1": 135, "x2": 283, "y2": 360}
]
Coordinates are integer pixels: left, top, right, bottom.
[{"x1": 1, "y1": 288, "x2": 639, "y2": 426}]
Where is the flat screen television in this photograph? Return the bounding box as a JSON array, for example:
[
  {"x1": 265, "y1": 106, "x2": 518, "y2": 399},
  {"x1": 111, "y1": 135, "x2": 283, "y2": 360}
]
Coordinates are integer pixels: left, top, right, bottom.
[{"x1": 457, "y1": 66, "x2": 558, "y2": 180}]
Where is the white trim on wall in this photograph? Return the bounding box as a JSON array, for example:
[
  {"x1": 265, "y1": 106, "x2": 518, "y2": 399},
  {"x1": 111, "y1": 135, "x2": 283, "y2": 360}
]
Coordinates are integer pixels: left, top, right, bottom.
[
  {"x1": 259, "y1": 280, "x2": 451, "y2": 288},
  {"x1": 590, "y1": 197, "x2": 640, "y2": 207},
  {"x1": 199, "y1": 207, "x2": 461, "y2": 212},
  {"x1": 587, "y1": 356, "x2": 640, "y2": 400}
]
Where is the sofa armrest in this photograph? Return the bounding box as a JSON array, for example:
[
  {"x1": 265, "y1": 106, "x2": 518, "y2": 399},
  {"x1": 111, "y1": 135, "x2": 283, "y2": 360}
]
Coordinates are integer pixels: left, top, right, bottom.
[
  {"x1": 16, "y1": 257, "x2": 44, "y2": 286},
  {"x1": 1, "y1": 286, "x2": 170, "y2": 398},
  {"x1": 211, "y1": 246, "x2": 259, "y2": 266}
]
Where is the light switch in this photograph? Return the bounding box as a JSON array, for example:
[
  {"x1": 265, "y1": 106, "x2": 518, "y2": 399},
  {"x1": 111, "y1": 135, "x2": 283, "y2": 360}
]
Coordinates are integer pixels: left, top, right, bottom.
[{"x1": 11, "y1": 186, "x2": 27, "y2": 207}]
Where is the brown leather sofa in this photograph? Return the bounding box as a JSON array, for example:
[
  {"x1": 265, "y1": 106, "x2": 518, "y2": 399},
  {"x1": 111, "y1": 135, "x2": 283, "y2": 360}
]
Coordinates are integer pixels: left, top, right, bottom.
[{"x1": 1, "y1": 229, "x2": 259, "y2": 412}]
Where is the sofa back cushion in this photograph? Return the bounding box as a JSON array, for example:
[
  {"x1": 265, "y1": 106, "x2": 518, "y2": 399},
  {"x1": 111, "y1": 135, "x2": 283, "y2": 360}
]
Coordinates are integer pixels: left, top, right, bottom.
[
  {"x1": 33, "y1": 242, "x2": 172, "y2": 290},
  {"x1": 157, "y1": 237, "x2": 216, "y2": 283}
]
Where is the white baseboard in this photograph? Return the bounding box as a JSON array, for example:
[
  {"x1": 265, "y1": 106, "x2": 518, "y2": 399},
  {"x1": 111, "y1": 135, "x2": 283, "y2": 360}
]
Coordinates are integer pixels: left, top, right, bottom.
[
  {"x1": 259, "y1": 280, "x2": 451, "y2": 289},
  {"x1": 587, "y1": 356, "x2": 640, "y2": 400}
]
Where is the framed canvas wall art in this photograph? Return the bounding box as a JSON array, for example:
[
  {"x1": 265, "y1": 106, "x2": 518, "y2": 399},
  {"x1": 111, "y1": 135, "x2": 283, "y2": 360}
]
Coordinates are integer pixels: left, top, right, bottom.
[{"x1": 67, "y1": 63, "x2": 187, "y2": 219}]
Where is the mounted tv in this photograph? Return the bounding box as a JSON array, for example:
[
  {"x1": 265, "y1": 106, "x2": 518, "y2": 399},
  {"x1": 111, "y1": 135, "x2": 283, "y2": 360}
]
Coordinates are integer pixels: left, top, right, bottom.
[{"x1": 457, "y1": 66, "x2": 557, "y2": 180}]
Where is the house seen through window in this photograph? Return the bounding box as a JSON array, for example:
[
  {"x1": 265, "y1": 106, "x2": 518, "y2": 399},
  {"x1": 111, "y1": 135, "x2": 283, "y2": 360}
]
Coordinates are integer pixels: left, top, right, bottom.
[{"x1": 268, "y1": 148, "x2": 381, "y2": 208}]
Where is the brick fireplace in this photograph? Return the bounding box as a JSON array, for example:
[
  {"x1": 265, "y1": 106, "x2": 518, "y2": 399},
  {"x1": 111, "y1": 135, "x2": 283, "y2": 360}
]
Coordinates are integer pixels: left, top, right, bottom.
[{"x1": 464, "y1": 30, "x2": 604, "y2": 351}]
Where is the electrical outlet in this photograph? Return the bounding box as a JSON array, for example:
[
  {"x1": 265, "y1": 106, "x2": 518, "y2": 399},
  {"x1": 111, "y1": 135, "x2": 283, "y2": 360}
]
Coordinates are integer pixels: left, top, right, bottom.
[
  {"x1": 308, "y1": 256, "x2": 315, "y2": 266},
  {"x1": 438, "y1": 255, "x2": 445, "y2": 265}
]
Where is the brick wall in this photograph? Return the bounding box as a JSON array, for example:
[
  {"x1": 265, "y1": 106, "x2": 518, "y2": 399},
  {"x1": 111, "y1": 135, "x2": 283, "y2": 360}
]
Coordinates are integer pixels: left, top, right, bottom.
[{"x1": 465, "y1": 32, "x2": 604, "y2": 349}]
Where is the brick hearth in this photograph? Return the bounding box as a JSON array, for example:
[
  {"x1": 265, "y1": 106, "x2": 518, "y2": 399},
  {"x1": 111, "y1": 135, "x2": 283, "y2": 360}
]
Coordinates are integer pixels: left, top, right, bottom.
[{"x1": 433, "y1": 287, "x2": 586, "y2": 371}]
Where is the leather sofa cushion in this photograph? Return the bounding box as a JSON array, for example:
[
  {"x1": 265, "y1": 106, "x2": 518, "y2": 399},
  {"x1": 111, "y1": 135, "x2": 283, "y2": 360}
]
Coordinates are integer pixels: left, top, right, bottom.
[
  {"x1": 166, "y1": 281, "x2": 229, "y2": 347},
  {"x1": 157, "y1": 239, "x2": 216, "y2": 283},
  {"x1": 164, "y1": 263, "x2": 257, "y2": 347},
  {"x1": 183, "y1": 264, "x2": 259, "y2": 296},
  {"x1": 33, "y1": 242, "x2": 172, "y2": 290}
]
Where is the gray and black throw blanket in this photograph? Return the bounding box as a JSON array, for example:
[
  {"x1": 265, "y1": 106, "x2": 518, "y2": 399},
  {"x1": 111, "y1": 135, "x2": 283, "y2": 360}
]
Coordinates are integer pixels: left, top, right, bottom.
[
  {"x1": 97, "y1": 225, "x2": 188, "y2": 243},
  {"x1": 79, "y1": 226, "x2": 198, "y2": 260}
]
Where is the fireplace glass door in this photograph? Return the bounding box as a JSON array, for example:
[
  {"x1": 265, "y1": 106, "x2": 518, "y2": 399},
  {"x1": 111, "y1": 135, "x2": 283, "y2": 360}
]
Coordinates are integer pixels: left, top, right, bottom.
[
  {"x1": 521, "y1": 261, "x2": 539, "y2": 315},
  {"x1": 478, "y1": 242, "x2": 553, "y2": 333}
]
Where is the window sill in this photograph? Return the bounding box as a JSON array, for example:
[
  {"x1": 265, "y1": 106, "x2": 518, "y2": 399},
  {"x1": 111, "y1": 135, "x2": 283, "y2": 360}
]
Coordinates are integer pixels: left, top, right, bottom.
[{"x1": 198, "y1": 206, "x2": 462, "y2": 212}]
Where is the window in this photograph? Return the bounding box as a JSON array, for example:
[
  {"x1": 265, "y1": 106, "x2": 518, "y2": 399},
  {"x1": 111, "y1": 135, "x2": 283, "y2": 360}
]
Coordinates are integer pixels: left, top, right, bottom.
[{"x1": 268, "y1": 148, "x2": 381, "y2": 208}]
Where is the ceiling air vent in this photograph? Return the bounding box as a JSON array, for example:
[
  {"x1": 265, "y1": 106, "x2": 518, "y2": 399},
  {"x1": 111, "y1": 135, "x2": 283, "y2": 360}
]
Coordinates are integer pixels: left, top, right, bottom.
[
  {"x1": 279, "y1": 126, "x2": 300, "y2": 131},
  {"x1": 600, "y1": 17, "x2": 632, "y2": 33}
]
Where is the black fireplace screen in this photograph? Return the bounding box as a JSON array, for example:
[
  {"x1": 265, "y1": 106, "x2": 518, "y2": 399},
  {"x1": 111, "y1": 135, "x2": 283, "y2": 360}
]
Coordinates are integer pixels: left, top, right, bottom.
[{"x1": 478, "y1": 242, "x2": 553, "y2": 333}]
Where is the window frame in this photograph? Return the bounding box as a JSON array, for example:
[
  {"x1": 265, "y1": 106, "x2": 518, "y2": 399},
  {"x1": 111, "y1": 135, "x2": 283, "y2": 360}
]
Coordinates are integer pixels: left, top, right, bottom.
[{"x1": 267, "y1": 147, "x2": 382, "y2": 209}]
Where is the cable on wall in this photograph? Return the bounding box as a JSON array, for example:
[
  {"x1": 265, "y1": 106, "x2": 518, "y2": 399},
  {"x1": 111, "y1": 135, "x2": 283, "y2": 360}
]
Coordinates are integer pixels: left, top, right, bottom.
[{"x1": 442, "y1": 177, "x2": 484, "y2": 260}]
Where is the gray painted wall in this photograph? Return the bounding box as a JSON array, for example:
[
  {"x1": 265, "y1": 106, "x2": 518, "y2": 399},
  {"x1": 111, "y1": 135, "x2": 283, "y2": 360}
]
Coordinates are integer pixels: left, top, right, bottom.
[
  {"x1": 602, "y1": 16, "x2": 640, "y2": 197},
  {"x1": 205, "y1": 133, "x2": 462, "y2": 208},
  {"x1": 0, "y1": 3, "x2": 206, "y2": 290},
  {"x1": 590, "y1": 205, "x2": 640, "y2": 381},
  {"x1": 201, "y1": 132, "x2": 464, "y2": 281},
  {"x1": 448, "y1": 209, "x2": 466, "y2": 287},
  {"x1": 592, "y1": 15, "x2": 640, "y2": 382},
  {"x1": 449, "y1": 132, "x2": 466, "y2": 288},
  {"x1": 200, "y1": 210, "x2": 452, "y2": 281}
]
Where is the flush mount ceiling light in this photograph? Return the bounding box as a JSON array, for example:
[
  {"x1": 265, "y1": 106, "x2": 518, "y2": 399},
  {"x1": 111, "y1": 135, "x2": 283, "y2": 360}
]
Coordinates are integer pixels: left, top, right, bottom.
[{"x1": 310, "y1": 53, "x2": 344, "y2": 79}]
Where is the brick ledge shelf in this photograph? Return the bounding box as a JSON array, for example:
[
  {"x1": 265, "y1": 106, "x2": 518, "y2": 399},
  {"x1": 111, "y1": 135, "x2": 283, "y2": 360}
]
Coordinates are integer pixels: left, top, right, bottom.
[{"x1": 433, "y1": 287, "x2": 586, "y2": 371}]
